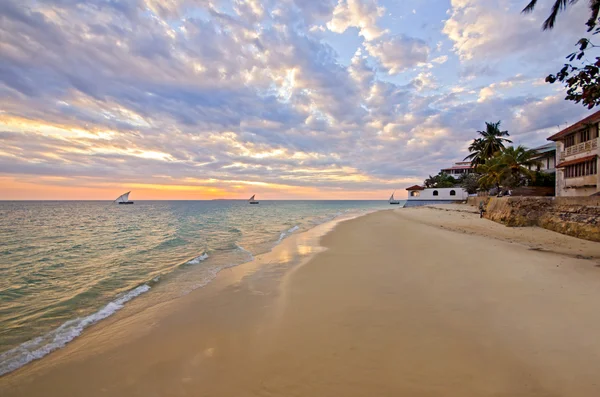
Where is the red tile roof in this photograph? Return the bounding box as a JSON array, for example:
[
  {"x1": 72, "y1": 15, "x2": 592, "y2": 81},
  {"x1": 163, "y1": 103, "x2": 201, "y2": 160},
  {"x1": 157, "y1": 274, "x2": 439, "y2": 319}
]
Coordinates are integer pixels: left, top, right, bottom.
[
  {"x1": 548, "y1": 110, "x2": 600, "y2": 141},
  {"x1": 556, "y1": 154, "x2": 598, "y2": 168},
  {"x1": 441, "y1": 166, "x2": 473, "y2": 170},
  {"x1": 405, "y1": 185, "x2": 425, "y2": 191}
]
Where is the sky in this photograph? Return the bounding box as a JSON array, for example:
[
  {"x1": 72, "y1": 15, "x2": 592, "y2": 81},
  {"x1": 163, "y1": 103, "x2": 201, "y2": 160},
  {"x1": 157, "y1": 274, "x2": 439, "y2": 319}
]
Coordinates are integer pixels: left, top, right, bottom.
[{"x1": 0, "y1": 0, "x2": 597, "y2": 200}]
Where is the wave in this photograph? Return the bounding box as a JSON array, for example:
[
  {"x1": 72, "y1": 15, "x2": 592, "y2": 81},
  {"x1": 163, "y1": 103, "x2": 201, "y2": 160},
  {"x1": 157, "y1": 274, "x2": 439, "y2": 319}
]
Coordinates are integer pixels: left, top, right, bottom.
[
  {"x1": 155, "y1": 236, "x2": 188, "y2": 249},
  {"x1": 276, "y1": 225, "x2": 300, "y2": 244},
  {"x1": 310, "y1": 211, "x2": 344, "y2": 225},
  {"x1": 186, "y1": 253, "x2": 209, "y2": 265},
  {"x1": 0, "y1": 284, "x2": 151, "y2": 377},
  {"x1": 235, "y1": 243, "x2": 254, "y2": 261}
]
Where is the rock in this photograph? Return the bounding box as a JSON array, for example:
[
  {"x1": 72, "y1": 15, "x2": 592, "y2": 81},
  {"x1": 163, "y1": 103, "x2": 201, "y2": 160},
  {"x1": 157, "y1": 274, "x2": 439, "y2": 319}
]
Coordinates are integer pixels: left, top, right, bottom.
[{"x1": 482, "y1": 197, "x2": 600, "y2": 243}]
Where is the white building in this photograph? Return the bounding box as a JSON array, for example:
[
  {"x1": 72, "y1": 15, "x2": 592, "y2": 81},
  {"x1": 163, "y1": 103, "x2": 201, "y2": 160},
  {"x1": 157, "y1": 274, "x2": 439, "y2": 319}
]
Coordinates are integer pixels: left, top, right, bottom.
[
  {"x1": 529, "y1": 142, "x2": 556, "y2": 173},
  {"x1": 548, "y1": 110, "x2": 600, "y2": 196},
  {"x1": 404, "y1": 185, "x2": 469, "y2": 207},
  {"x1": 441, "y1": 161, "x2": 475, "y2": 179}
]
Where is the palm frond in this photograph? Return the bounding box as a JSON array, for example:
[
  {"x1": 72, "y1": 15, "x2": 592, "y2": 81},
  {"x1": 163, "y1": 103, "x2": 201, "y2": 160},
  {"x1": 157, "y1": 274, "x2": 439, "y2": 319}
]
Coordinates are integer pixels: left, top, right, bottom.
[
  {"x1": 588, "y1": 0, "x2": 600, "y2": 30},
  {"x1": 543, "y1": 0, "x2": 574, "y2": 30},
  {"x1": 522, "y1": 0, "x2": 539, "y2": 13}
]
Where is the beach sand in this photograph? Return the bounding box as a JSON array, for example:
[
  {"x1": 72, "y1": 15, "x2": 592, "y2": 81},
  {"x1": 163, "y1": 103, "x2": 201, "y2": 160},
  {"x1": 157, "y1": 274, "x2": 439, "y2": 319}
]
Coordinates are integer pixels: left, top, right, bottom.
[{"x1": 2, "y1": 207, "x2": 600, "y2": 396}]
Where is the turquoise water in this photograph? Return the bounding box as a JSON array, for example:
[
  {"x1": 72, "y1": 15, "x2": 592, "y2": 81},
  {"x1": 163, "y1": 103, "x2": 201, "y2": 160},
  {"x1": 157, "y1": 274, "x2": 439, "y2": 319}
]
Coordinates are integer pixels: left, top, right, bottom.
[{"x1": 0, "y1": 200, "x2": 393, "y2": 375}]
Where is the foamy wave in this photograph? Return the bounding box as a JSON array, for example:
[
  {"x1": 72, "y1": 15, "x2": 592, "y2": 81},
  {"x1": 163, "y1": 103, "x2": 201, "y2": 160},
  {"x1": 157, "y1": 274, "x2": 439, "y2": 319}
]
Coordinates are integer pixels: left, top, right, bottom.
[
  {"x1": 311, "y1": 211, "x2": 344, "y2": 225},
  {"x1": 276, "y1": 225, "x2": 300, "y2": 243},
  {"x1": 0, "y1": 284, "x2": 150, "y2": 376},
  {"x1": 187, "y1": 253, "x2": 209, "y2": 264},
  {"x1": 184, "y1": 266, "x2": 221, "y2": 293},
  {"x1": 235, "y1": 243, "x2": 254, "y2": 261}
]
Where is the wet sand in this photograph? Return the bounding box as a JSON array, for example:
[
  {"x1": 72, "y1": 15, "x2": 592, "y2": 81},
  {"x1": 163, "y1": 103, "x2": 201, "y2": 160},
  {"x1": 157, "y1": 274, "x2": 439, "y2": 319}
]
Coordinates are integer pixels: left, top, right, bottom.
[{"x1": 2, "y1": 207, "x2": 600, "y2": 396}]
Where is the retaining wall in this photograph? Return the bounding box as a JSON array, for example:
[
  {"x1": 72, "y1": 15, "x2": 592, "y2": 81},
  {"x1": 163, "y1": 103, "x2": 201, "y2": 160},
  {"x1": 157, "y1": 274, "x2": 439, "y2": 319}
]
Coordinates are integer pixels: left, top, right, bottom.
[{"x1": 473, "y1": 197, "x2": 600, "y2": 242}]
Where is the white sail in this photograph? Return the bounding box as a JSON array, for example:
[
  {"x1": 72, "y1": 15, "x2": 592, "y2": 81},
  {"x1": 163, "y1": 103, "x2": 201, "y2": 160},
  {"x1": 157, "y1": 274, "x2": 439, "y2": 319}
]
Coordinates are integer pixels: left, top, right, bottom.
[
  {"x1": 249, "y1": 195, "x2": 255, "y2": 202},
  {"x1": 389, "y1": 193, "x2": 394, "y2": 201},
  {"x1": 115, "y1": 191, "x2": 130, "y2": 203}
]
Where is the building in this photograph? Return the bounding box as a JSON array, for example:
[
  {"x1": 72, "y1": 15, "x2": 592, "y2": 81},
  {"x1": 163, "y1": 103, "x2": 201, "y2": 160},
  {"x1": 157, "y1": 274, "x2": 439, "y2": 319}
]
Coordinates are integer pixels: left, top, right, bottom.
[
  {"x1": 529, "y1": 142, "x2": 556, "y2": 173},
  {"x1": 548, "y1": 110, "x2": 600, "y2": 196},
  {"x1": 404, "y1": 185, "x2": 469, "y2": 207},
  {"x1": 440, "y1": 161, "x2": 475, "y2": 179}
]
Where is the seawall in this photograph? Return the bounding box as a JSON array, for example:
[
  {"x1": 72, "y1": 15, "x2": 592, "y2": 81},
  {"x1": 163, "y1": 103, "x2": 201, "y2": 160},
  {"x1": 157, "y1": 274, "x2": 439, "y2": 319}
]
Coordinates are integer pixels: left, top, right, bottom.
[{"x1": 467, "y1": 196, "x2": 600, "y2": 242}]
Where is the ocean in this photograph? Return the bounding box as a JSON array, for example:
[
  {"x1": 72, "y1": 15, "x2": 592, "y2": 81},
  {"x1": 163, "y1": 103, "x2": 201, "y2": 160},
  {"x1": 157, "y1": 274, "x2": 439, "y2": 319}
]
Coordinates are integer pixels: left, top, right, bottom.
[{"x1": 0, "y1": 200, "x2": 393, "y2": 375}]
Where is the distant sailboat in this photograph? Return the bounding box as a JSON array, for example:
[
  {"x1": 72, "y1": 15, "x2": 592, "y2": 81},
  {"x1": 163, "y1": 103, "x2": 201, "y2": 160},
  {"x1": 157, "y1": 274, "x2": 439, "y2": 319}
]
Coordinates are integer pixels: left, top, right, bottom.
[
  {"x1": 248, "y1": 194, "x2": 259, "y2": 204},
  {"x1": 114, "y1": 191, "x2": 134, "y2": 205},
  {"x1": 389, "y1": 191, "x2": 400, "y2": 205}
]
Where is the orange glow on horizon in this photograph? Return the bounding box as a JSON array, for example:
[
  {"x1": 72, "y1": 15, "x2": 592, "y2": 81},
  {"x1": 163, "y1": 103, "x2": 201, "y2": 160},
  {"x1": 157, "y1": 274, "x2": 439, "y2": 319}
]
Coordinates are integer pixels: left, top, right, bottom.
[{"x1": 0, "y1": 177, "x2": 410, "y2": 201}]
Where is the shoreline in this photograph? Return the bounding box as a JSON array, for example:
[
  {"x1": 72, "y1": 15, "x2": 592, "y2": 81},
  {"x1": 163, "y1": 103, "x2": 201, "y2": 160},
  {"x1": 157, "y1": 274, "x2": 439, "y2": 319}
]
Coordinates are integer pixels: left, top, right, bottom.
[
  {"x1": 0, "y1": 208, "x2": 378, "y2": 380},
  {"x1": 2, "y1": 207, "x2": 600, "y2": 396}
]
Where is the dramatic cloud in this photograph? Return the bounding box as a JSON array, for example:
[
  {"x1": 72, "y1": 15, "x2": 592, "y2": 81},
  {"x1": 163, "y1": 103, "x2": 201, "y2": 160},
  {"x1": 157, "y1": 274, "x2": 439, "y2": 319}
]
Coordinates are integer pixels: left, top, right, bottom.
[
  {"x1": 364, "y1": 35, "x2": 430, "y2": 74},
  {"x1": 326, "y1": 0, "x2": 387, "y2": 41},
  {"x1": 0, "y1": 0, "x2": 595, "y2": 199},
  {"x1": 443, "y1": 0, "x2": 590, "y2": 64}
]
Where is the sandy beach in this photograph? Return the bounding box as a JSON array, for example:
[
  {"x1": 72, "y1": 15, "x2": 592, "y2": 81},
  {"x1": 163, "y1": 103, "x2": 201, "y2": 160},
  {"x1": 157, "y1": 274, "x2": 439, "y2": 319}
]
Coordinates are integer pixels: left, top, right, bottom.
[{"x1": 2, "y1": 206, "x2": 600, "y2": 396}]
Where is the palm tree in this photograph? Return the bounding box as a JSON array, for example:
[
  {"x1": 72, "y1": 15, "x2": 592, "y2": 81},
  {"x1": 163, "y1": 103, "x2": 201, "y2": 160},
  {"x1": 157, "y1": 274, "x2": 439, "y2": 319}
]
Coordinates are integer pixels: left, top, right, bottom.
[
  {"x1": 522, "y1": 0, "x2": 600, "y2": 30},
  {"x1": 464, "y1": 121, "x2": 512, "y2": 166},
  {"x1": 476, "y1": 156, "x2": 505, "y2": 193},
  {"x1": 464, "y1": 138, "x2": 486, "y2": 166},
  {"x1": 497, "y1": 145, "x2": 542, "y2": 187}
]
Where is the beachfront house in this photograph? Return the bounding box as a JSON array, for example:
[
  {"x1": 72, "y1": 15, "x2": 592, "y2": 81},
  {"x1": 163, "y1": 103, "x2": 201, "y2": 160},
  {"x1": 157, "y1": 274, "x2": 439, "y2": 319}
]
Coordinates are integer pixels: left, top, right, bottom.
[
  {"x1": 440, "y1": 161, "x2": 475, "y2": 179},
  {"x1": 548, "y1": 110, "x2": 600, "y2": 196},
  {"x1": 404, "y1": 185, "x2": 469, "y2": 207},
  {"x1": 528, "y1": 142, "x2": 556, "y2": 174}
]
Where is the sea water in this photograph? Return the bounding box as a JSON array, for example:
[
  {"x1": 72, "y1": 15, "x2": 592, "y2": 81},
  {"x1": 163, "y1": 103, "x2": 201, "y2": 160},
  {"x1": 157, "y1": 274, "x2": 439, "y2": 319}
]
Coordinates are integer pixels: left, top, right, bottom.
[{"x1": 0, "y1": 200, "x2": 393, "y2": 375}]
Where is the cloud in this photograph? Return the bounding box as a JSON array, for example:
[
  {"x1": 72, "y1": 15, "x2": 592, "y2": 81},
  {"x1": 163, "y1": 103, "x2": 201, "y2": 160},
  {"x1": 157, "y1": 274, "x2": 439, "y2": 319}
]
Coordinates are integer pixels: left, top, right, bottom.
[
  {"x1": 326, "y1": 0, "x2": 387, "y2": 41},
  {"x1": 443, "y1": 0, "x2": 590, "y2": 63},
  {"x1": 364, "y1": 35, "x2": 430, "y2": 74},
  {"x1": 0, "y1": 0, "x2": 594, "y2": 199},
  {"x1": 412, "y1": 72, "x2": 437, "y2": 92},
  {"x1": 431, "y1": 55, "x2": 448, "y2": 64},
  {"x1": 477, "y1": 74, "x2": 530, "y2": 102}
]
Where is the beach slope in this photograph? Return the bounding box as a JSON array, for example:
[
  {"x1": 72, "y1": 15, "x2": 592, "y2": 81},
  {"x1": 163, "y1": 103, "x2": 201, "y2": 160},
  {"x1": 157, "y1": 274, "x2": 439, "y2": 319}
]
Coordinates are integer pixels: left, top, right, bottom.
[{"x1": 2, "y1": 208, "x2": 600, "y2": 396}]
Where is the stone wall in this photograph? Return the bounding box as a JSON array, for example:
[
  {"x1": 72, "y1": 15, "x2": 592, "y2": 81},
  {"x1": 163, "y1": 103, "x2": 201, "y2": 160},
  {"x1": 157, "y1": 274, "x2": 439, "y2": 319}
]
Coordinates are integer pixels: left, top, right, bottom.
[
  {"x1": 511, "y1": 186, "x2": 555, "y2": 197},
  {"x1": 479, "y1": 197, "x2": 600, "y2": 242},
  {"x1": 467, "y1": 196, "x2": 488, "y2": 208}
]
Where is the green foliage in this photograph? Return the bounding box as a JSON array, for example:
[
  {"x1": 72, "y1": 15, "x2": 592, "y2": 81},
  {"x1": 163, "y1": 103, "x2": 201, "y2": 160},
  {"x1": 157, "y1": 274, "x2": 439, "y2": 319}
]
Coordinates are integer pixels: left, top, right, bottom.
[
  {"x1": 477, "y1": 156, "x2": 505, "y2": 191},
  {"x1": 523, "y1": 1, "x2": 600, "y2": 109},
  {"x1": 464, "y1": 121, "x2": 512, "y2": 166},
  {"x1": 546, "y1": 40, "x2": 600, "y2": 109},
  {"x1": 476, "y1": 145, "x2": 542, "y2": 190},
  {"x1": 458, "y1": 173, "x2": 481, "y2": 194},
  {"x1": 498, "y1": 145, "x2": 541, "y2": 187},
  {"x1": 423, "y1": 172, "x2": 457, "y2": 188},
  {"x1": 530, "y1": 171, "x2": 556, "y2": 187}
]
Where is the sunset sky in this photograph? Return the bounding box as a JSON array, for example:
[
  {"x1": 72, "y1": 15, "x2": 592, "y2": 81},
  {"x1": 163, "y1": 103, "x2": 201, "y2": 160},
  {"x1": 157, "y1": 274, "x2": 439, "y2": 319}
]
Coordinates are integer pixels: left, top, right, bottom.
[{"x1": 1, "y1": 0, "x2": 596, "y2": 200}]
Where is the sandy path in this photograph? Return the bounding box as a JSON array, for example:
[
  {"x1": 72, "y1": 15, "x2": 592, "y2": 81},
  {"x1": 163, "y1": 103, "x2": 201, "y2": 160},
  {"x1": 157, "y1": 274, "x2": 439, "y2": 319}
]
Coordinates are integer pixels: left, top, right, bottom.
[{"x1": 2, "y1": 209, "x2": 600, "y2": 396}]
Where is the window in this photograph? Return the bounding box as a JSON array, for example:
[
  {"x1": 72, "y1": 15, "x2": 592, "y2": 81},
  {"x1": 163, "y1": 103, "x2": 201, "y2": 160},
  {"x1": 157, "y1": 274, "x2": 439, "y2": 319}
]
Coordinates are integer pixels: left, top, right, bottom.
[
  {"x1": 565, "y1": 134, "x2": 576, "y2": 148},
  {"x1": 433, "y1": 190, "x2": 439, "y2": 196},
  {"x1": 581, "y1": 128, "x2": 591, "y2": 142},
  {"x1": 410, "y1": 191, "x2": 420, "y2": 197},
  {"x1": 450, "y1": 190, "x2": 456, "y2": 196},
  {"x1": 564, "y1": 159, "x2": 597, "y2": 178}
]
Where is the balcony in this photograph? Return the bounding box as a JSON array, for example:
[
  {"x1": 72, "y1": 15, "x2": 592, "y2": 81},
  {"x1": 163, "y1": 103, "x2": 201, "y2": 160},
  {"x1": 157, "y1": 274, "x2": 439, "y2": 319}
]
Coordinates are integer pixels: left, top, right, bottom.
[{"x1": 559, "y1": 138, "x2": 598, "y2": 160}]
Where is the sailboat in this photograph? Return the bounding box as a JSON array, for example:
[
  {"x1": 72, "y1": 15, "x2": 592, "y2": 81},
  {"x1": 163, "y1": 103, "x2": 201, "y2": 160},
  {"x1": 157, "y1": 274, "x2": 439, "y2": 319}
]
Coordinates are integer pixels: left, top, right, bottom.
[
  {"x1": 389, "y1": 191, "x2": 400, "y2": 205},
  {"x1": 248, "y1": 194, "x2": 259, "y2": 204},
  {"x1": 114, "y1": 191, "x2": 134, "y2": 205}
]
